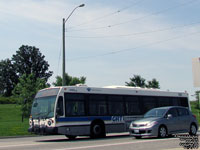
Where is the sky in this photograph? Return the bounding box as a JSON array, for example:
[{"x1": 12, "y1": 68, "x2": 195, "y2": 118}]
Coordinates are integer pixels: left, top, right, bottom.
[{"x1": 0, "y1": 0, "x2": 200, "y2": 100}]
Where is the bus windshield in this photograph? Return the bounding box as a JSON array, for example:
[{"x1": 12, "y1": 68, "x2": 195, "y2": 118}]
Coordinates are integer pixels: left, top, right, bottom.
[{"x1": 31, "y1": 96, "x2": 56, "y2": 119}]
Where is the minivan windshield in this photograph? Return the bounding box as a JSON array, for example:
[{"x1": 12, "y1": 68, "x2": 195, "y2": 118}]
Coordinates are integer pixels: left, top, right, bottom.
[
  {"x1": 31, "y1": 96, "x2": 56, "y2": 119},
  {"x1": 144, "y1": 108, "x2": 167, "y2": 118}
]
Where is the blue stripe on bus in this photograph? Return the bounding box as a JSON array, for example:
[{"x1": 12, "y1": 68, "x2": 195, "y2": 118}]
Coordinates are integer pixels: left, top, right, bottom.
[{"x1": 56, "y1": 116, "x2": 112, "y2": 122}]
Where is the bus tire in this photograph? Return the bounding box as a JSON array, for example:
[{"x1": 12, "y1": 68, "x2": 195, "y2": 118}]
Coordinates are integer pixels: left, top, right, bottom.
[
  {"x1": 65, "y1": 135, "x2": 77, "y2": 140},
  {"x1": 90, "y1": 121, "x2": 105, "y2": 138},
  {"x1": 135, "y1": 136, "x2": 142, "y2": 139}
]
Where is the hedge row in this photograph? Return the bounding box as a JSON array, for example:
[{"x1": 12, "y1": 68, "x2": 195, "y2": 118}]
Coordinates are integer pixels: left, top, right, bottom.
[{"x1": 0, "y1": 97, "x2": 20, "y2": 104}]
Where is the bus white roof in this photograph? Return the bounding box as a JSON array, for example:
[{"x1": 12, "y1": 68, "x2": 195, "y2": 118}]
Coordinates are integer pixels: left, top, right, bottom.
[{"x1": 49, "y1": 85, "x2": 188, "y2": 98}]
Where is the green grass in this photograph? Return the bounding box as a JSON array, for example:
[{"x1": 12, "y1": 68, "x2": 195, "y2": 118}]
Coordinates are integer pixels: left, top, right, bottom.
[{"x1": 0, "y1": 104, "x2": 30, "y2": 136}]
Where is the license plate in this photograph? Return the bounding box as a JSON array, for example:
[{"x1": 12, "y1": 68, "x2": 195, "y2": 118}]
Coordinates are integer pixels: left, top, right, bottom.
[{"x1": 134, "y1": 129, "x2": 139, "y2": 133}]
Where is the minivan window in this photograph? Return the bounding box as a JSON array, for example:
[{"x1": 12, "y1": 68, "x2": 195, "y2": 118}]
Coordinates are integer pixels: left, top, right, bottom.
[
  {"x1": 144, "y1": 108, "x2": 167, "y2": 118},
  {"x1": 167, "y1": 108, "x2": 178, "y2": 117},
  {"x1": 177, "y1": 108, "x2": 189, "y2": 116}
]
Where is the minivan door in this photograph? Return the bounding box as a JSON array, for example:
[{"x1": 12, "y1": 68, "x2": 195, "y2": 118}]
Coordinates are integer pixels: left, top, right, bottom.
[{"x1": 165, "y1": 108, "x2": 179, "y2": 133}]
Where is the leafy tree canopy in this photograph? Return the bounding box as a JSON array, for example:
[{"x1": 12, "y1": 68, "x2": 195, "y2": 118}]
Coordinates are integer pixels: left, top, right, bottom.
[
  {"x1": 12, "y1": 45, "x2": 53, "y2": 81},
  {"x1": 195, "y1": 90, "x2": 200, "y2": 109},
  {"x1": 146, "y1": 78, "x2": 160, "y2": 89},
  {"x1": 0, "y1": 45, "x2": 52, "y2": 97},
  {"x1": 125, "y1": 74, "x2": 160, "y2": 89},
  {"x1": 12, "y1": 74, "x2": 49, "y2": 117},
  {"x1": 0, "y1": 59, "x2": 18, "y2": 96},
  {"x1": 125, "y1": 75, "x2": 146, "y2": 88},
  {"x1": 53, "y1": 73, "x2": 86, "y2": 86}
]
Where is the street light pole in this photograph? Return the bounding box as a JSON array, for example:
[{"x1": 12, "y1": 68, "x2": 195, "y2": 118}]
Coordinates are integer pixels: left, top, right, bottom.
[
  {"x1": 62, "y1": 4, "x2": 85, "y2": 86},
  {"x1": 62, "y1": 18, "x2": 66, "y2": 86}
]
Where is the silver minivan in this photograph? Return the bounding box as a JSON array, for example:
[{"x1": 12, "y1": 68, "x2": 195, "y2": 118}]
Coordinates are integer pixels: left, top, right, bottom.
[{"x1": 129, "y1": 106, "x2": 198, "y2": 138}]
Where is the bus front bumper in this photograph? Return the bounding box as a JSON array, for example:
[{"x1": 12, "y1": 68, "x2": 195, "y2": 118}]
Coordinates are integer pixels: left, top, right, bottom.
[{"x1": 28, "y1": 126, "x2": 58, "y2": 135}]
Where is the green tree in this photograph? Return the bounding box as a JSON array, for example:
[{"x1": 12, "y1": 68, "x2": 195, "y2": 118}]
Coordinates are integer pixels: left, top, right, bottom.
[
  {"x1": 125, "y1": 75, "x2": 160, "y2": 89},
  {"x1": 146, "y1": 78, "x2": 160, "y2": 89},
  {"x1": 195, "y1": 91, "x2": 200, "y2": 109},
  {"x1": 12, "y1": 45, "x2": 53, "y2": 81},
  {"x1": 53, "y1": 73, "x2": 86, "y2": 86},
  {"x1": 12, "y1": 74, "x2": 48, "y2": 118},
  {"x1": 125, "y1": 75, "x2": 146, "y2": 88},
  {"x1": 0, "y1": 59, "x2": 18, "y2": 96}
]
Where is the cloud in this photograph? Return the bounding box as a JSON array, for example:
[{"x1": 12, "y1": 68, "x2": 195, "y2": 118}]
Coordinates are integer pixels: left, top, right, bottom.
[
  {"x1": 0, "y1": 0, "x2": 72, "y2": 25},
  {"x1": 1, "y1": 0, "x2": 199, "y2": 54}
]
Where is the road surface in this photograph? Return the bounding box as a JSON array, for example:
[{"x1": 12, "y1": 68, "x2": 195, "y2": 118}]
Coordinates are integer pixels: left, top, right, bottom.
[{"x1": 0, "y1": 133, "x2": 199, "y2": 150}]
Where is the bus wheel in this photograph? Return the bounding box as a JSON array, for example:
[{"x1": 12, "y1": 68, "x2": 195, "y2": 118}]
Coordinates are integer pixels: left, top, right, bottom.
[
  {"x1": 65, "y1": 135, "x2": 77, "y2": 140},
  {"x1": 135, "y1": 136, "x2": 142, "y2": 139},
  {"x1": 90, "y1": 122, "x2": 105, "y2": 138}
]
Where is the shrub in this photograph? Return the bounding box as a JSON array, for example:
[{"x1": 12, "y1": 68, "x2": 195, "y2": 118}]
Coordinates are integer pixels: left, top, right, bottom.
[{"x1": 0, "y1": 96, "x2": 19, "y2": 104}]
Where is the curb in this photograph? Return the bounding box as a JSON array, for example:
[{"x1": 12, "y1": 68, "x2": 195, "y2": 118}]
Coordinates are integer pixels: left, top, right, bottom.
[{"x1": 0, "y1": 135, "x2": 40, "y2": 139}]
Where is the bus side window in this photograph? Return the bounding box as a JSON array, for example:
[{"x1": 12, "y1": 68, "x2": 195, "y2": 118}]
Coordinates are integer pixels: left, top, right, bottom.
[
  {"x1": 143, "y1": 97, "x2": 157, "y2": 114},
  {"x1": 108, "y1": 96, "x2": 124, "y2": 115},
  {"x1": 172, "y1": 98, "x2": 181, "y2": 106},
  {"x1": 180, "y1": 98, "x2": 189, "y2": 107},
  {"x1": 57, "y1": 96, "x2": 64, "y2": 117}
]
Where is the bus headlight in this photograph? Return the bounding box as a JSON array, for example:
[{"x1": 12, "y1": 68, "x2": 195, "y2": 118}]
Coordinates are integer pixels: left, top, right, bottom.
[
  {"x1": 29, "y1": 120, "x2": 32, "y2": 125},
  {"x1": 47, "y1": 119, "x2": 54, "y2": 126},
  {"x1": 48, "y1": 120, "x2": 52, "y2": 126}
]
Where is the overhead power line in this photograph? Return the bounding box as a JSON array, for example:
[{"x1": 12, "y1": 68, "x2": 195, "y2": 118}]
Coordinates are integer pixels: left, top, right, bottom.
[
  {"x1": 68, "y1": 0, "x2": 198, "y2": 32},
  {"x1": 68, "y1": 0, "x2": 146, "y2": 29},
  {"x1": 66, "y1": 20, "x2": 200, "y2": 39},
  {"x1": 68, "y1": 30, "x2": 200, "y2": 62}
]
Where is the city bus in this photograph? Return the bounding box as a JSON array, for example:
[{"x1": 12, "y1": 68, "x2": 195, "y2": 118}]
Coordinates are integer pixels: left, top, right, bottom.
[{"x1": 28, "y1": 85, "x2": 189, "y2": 139}]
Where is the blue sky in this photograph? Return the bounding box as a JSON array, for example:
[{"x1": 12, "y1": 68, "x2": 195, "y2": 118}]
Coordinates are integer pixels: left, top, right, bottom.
[{"x1": 0, "y1": 0, "x2": 200, "y2": 99}]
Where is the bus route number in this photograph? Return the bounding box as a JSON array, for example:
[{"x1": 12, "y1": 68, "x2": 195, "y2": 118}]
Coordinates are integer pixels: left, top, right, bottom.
[{"x1": 111, "y1": 116, "x2": 124, "y2": 122}]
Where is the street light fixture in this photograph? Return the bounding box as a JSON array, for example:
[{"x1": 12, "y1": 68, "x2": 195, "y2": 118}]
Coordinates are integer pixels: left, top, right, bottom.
[{"x1": 62, "y1": 4, "x2": 85, "y2": 86}]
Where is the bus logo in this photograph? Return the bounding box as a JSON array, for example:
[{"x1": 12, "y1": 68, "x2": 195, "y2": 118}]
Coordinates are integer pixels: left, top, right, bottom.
[{"x1": 111, "y1": 116, "x2": 124, "y2": 122}]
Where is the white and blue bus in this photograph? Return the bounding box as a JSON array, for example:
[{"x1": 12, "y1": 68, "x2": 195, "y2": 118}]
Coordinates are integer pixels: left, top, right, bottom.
[{"x1": 28, "y1": 85, "x2": 189, "y2": 139}]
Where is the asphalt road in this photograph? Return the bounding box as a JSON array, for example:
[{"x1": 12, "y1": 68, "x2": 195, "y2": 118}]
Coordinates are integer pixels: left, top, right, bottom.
[{"x1": 0, "y1": 133, "x2": 199, "y2": 150}]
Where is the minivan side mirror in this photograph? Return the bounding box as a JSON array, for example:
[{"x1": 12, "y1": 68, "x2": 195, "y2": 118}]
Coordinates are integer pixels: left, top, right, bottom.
[{"x1": 167, "y1": 114, "x2": 172, "y2": 119}]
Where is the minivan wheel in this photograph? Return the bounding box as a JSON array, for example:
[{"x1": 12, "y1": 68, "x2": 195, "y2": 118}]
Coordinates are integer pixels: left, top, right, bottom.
[
  {"x1": 189, "y1": 124, "x2": 197, "y2": 135},
  {"x1": 158, "y1": 126, "x2": 167, "y2": 138}
]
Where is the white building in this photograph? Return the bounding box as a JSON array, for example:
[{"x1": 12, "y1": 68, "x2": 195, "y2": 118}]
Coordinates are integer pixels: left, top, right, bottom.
[{"x1": 192, "y1": 57, "x2": 200, "y2": 87}]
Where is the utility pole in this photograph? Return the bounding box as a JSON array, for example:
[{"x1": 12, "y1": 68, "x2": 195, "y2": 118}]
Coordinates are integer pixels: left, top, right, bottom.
[
  {"x1": 62, "y1": 18, "x2": 66, "y2": 86},
  {"x1": 62, "y1": 4, "x2": 85, "y2": 86}
]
